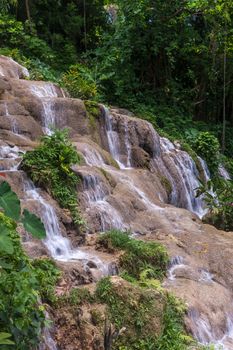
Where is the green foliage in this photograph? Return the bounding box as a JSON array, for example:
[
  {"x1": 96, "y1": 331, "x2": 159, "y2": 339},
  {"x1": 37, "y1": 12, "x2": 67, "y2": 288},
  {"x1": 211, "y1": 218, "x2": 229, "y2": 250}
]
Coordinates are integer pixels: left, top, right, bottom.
[
  {"x1": 84, "y1": 100, "x2": 101, "y2": 128},
  {"x1": 0, "y1": 181, "x2": 20, "y2": 221},
  {"x1": 0, "y1": 182, "x2": 59, "y2": 349},
  {"x1": 0, "y1": 332, "x2": 14, "y2": 346},
  {"x1": 56, "y1": 287, "x2": 93, "y2": 307},
  {"x1": 192, "y1": 132, "x2": 220, "y2": 174},
  {"x1": 96, "y1": 277, "x2": 191, "y2": 350},
  {"x1": 156, "y1": 294, "x2": 190, "y2": 350},
  {"x1": 21, "y1": 209, "x2": 46, "y2": 239},
  {"x1": 21, "y1": 129, "x2": 84, "y2": 228},
  {"x1": 98, "y1": 230, "x2": 168, "y2": 280},
  {"x1": 0, "y1": 181, "x2": 46, "y2": 242},
  {"x1": 61, "y1": 64, "x2": 98, "y2": 100},
  {"x1": 32, "y1": 258, "x2": 61, "y2": 304},
  {"x1": 0, "y1": 210, "x2": 45, "y2": 350},
  {"x1": 95, "y1": 277, "x2": 160, "y2": 349},
  {"x1": 197, "y1": 178, "x2": 233, "y2": 231},
  {"x1": 0, "y1": 15, "x2": 55, "y2": 64}
]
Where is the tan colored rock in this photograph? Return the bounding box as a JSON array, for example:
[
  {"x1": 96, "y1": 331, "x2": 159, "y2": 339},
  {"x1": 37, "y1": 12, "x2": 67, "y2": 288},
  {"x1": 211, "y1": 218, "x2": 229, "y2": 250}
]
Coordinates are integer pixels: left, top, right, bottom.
[{"x1": 0, "y1": 56, "x2": 29, "y2": 79}]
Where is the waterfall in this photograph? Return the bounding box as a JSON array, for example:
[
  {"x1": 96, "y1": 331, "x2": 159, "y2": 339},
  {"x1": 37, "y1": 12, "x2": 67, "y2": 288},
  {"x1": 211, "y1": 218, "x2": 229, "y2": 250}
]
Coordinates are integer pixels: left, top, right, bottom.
[
  {"x1": 104, "y1": 107, "x2": 132, "y2": 169},
  {"x1": 167, "y1": 256, "x2": 185, "y2": 281},
  {"x1": 24, "y1": 178, "x2": 109, "y2": 273},
  {"x1": 82, "y1": 173, "x2": 124, "y2": 231},
  {"x1": 39, "y1": 312, "x2": 57, "y2": 350},
  {"x1": 82, "y1": 146, "x2": 105, "y2": 167},
  {"x1": 83, "y1": 174, "x2": 107, "y2": 202},
  {"x1": 0, "y1": 145, "x2": 22, "y2": 171},
  {"x1": 4, "y1": 101, "x2": 19, "y2": 134},
  {"x1": 104, "y1": 107, "x2": 125, "y2": 168},
  {"x1": 189, "y1": 310, "x2": 233, "y2": 349},
  {"x1": 41, "y1": 99, "x2": 56, "y2": 135},
  {"x1": 102, "y1": 106, "x2": 209, "y2": 218},
  {"x1": 124, "y1": 120, "x2": 132, "y2": 167},
  {"x1": 30, "y1": 84, "x2": 58, "y2": 135},
  {"x1": 157, "y1": 137, "x2": 208, "y2": 218},
  {"x1": 30, "y1": 84, "x2": 58, "y2": 98},
  {"x1": 24, "y1": 180, "x2": 73, "y2": 261},
  {"x1": 198, "y1": 269, "x2": 214, "y2": 283},
  {"x1": 198, "y1": 157, "x2": 211, "y2": 182},
  {"x1": 218, "y1": 165, "x2": 231, "y2": 180}
]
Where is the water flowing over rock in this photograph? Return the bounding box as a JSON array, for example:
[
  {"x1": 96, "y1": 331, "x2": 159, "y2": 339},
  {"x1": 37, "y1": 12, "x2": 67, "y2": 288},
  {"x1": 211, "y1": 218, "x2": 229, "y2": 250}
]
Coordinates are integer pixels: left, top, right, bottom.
[
  {"x1": 219, "y1": 164, "x2": 231, "y2": 180},
  {"x1": 2, "y1": 57, "x2": 233, "y2": 349}
]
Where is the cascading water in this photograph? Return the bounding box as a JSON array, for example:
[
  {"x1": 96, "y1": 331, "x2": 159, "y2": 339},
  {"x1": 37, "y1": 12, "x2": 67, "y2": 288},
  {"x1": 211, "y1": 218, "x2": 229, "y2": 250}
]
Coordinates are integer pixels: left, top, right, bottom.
[
  {"x1": 41, "y1": 99, "x2": 56, "y2": 135},
  {"x1": 189, "y1": 310, "x2": 233, "y2": 349},
  {"x1": 83, "y1": 174, "x2": 107, "y2": 202},
  {"x1": 124, "y1": 120, "x2": 132, "y2": 168},
  {"x1": 103, "y1": 106, "x2": 209, "y2": 218},
  {"x1": 30, "y1": 84, "x2": 58, "y2": 98},
  {"x1": 104, "y1": 107, "x2": 132, "y2": 169},
  {"x1": 219, "y1": 164, "x2": 231, "y2": 180},
  {"x1": 82, "y1": 173, "x2": 125, "y2": 231},
  {"x1": 198, "y1": 268, "x2": 214, "y2": 283},
  {"x1": 39, "y1": 312, "x2": 58, "y2": 350},
  {"x1": 24, "y1": 179, "x2": 73, "y2": 261},
  {"x1": 0, "y1": 145, "x2": 22, "y2": 171},
  {"x1": 82, "y1": 146, "x2": 105, "y2": 167},
  {"x1": 30, "y1": 84, "x2": 58, "y2": 135},
  {"x1": 156, "y1": 137, "x2": 209, "y2": 218},
  {"x1": 24, "y1": 179, "x2": 109, "y2": 273},
  {"x1": 4, "y1": 101, "x2": 19, "y2": 134},
  {"x1": 167, "y1": 256, "x2": 185, "y2": 281},
  {"x1": 104, "y1": 107, "x2": 125, "y2": 168}
]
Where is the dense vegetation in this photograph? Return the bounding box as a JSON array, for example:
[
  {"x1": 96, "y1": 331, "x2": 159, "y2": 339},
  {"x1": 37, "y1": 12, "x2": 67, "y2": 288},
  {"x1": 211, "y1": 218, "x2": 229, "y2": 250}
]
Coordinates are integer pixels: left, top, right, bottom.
[
  {"x1": 0, "y1": 181, "x2": 59, "y2": 349},
  {"x1": 21, "y1": 129, "x2": 84, "y2": 228},
  {"x1": 1, "y1": 1, "x2": 233, "y2": 348},
  {"x1": 1, "y1": 1, "x2": 233, "y2": 157},
  {"x1": 97, "y1": 230, "x2": 168, "y2": 280}
]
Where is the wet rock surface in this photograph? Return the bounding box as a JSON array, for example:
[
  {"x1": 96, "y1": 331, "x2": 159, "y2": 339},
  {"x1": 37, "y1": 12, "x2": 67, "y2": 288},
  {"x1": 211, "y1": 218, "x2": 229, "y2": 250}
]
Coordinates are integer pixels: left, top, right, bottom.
[{"x1": 1, "y1": 56, "x2": 233, "y2": 349}]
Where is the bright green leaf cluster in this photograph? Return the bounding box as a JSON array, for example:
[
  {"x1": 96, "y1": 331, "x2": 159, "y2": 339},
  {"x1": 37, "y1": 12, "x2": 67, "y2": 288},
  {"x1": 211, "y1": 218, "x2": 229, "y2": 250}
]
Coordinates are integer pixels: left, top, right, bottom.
[{"x1": 21, "y1": 129, "x2": 84, "y2": 228}]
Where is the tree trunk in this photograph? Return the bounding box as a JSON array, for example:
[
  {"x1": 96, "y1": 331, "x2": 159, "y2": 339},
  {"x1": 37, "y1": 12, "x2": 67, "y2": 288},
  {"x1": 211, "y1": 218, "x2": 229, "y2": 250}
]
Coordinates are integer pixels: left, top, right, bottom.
[
  {"x1": 222, "y1": 33, "x2": 227, "y2": 152},
  {"x1": 25, "y1": 0, "x2": 32, "y2": 32}
]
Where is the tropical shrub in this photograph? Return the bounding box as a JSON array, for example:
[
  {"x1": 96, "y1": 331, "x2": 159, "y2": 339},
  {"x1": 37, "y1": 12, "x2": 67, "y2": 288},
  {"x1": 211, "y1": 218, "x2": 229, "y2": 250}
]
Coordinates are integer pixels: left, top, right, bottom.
[
  {"x1": 0, "y1": 181, "x2": 57, "y2": 349},
  {"x1": 97, "y1": 230, "x2": 168, "y2": 280},
  {"x1": 21, "y1": 129, "x2": 84, "y2": 227},
  {"x1": 0, "y1": 15, "x2": 54, "y2": 64},
  {"x1": 61, "y1": 64, "x2": 98, "y2": 99},
  {"x1": 197, "y1": 178, "x2": 233, "y2": 231},
  {"x1": 193, "y1": 132, "x2": 220, "y2": 175},
  {"x1": 96, "y1": 277, "x2": 192, "y2": 350}
]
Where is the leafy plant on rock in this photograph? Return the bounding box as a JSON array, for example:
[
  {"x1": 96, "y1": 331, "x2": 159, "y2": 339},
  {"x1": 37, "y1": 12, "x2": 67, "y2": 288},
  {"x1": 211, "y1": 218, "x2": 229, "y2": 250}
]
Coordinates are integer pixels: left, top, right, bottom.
[
  {"x1": 97, "y1": 230, "x2": 168, "y2": 280},
  {"x1": 21, "y1": 129, "x2": 84, "y2": 228}
]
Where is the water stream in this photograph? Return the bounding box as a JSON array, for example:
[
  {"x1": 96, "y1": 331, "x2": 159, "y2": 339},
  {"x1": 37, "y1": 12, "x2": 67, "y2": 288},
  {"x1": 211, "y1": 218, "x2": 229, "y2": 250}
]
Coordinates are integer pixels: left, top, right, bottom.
[
  {"x1": 2, "y1": 86, "x2": 231, "y2": 349},
  {"x1": 4, "y1": 101, "x2": 19, "y2": 134}
]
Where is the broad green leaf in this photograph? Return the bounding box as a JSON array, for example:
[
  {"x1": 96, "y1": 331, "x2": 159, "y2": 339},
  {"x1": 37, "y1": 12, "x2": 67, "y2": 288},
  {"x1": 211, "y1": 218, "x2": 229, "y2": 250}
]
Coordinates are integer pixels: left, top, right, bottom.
[
  {"x1": 0, "y1": 224, "x2": 14, "y2": 254},
  {"x1": 21, "y1": 209, "x2": 46, "y2": 239},
  {"x1": 0, "y1": 182, "x2": 20, "y2": 221},
  {"x1": 0, "y1": 332, "x2": 14, "y2": 345},
  {"x1": 0, "y1": 259, "x2": 13, "y2": 269}
]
